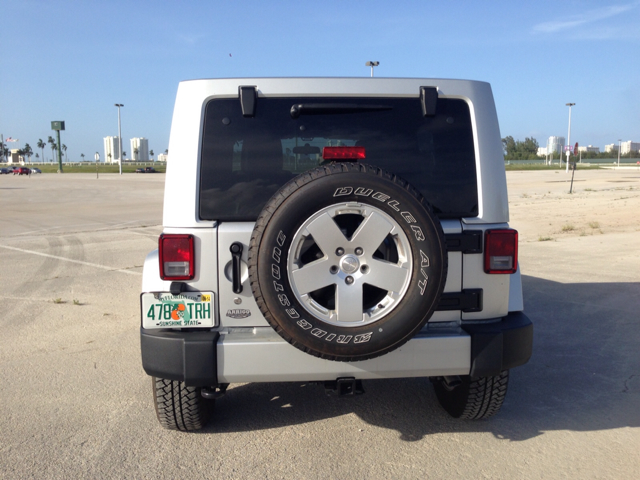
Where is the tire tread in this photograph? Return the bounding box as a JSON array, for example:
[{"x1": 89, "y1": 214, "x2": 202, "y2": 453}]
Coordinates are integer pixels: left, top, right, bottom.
[
  {"x1": 433, "y1": 370, "x2": 509, "y2": 420},
  {"x1": 152, "y1": 377, "x2": 212, "y2": 431}
]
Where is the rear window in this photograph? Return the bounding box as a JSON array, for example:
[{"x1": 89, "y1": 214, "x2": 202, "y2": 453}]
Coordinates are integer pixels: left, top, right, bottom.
[{"x1": 200, "y1": 96, "x2": 478, "y2": 221}]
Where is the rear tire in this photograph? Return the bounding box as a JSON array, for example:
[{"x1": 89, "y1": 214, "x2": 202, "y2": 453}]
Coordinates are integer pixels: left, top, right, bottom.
[
  {"x1": 433, "y1": 370, "x2": 509, "y2": 419},
  {"x1": 152, "y1": 377, "x2": 213, "y2": 431}
]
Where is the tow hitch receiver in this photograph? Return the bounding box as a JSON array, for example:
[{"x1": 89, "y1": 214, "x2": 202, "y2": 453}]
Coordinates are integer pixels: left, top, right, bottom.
[{"x1": 324, "y1": 377, "x2": 365, "y2": 396}]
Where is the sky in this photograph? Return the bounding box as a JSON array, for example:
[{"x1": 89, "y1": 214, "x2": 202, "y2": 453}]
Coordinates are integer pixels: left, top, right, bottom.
[{"x1": 1, "y1": 0, "x2": 639, "y2": 162}]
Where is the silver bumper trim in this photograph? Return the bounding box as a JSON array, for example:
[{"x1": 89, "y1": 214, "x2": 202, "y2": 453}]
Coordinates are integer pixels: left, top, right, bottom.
[{"x1": 217, "y1": 327, "x2": 470, "y2": 383}]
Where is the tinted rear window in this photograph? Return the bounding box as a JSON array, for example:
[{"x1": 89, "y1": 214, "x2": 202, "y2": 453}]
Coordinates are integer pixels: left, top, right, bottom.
[{"x1": 200, "y1": 96, "x2": 477, "y2": 221}]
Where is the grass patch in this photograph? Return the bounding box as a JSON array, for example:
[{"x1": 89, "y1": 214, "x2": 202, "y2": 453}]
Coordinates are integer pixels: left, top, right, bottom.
[
  {"x1": 588, "y1": 221, "x2": 600, "y2": 229},
  {"x1": 73, "y1": 299, "x2": 81, "y2": 306},
  {"x1": 561, "y1": 224, "x2": 575, "y2": 232},
  {"x1": 504, "y1": 164, "x2": 602, "y2": 171},
  {"x1": 53, "y1": 298, "x2": 64, "y2": 304},
  {"x1": 27, "y1": 164, "x2": 166, "y2": 174},
  {"x1": 538, "y1": 236, "x2": 553, "y2": 242}
]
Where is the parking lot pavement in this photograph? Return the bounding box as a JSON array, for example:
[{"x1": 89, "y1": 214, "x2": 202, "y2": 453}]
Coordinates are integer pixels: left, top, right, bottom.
[{"x1": 1, "y1": 172, "x2": 639, "y2": 479}]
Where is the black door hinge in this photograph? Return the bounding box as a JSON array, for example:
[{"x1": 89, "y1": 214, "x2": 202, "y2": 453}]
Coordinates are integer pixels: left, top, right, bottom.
[
  {"x1": 445, "y1": 230, "x2": 483, "y2": 254},
  {"x1": 437, "y1": 289, "x2": 483, "y2": 313}
]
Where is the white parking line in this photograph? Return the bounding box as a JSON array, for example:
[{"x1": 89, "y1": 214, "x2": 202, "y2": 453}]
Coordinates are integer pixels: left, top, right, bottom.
[
  {"x1": 0, "y1": 244, "x2": 142, "y2": 276},
  {"x1": 12, "y1": 222, "x2": 106, "y2": 236}
]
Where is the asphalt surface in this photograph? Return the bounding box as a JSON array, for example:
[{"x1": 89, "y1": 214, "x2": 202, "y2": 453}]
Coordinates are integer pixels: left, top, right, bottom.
[{"x1": 1, "y1": 171, "x2": 639, "y2": 479}]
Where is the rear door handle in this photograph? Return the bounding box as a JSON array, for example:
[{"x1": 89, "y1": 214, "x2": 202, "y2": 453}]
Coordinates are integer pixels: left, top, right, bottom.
[{"x1": 230, "y1": 242, "x2": 243, "y2": 294}]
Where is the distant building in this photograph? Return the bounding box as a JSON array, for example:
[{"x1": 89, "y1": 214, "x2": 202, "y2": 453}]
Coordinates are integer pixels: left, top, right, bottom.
[
  {"x1": 157, "y1": 153, "x2": 168, "y2": 162},
  {"x1": 103, "y1": 136, "x2": 121, "y2": 163},
  {"x1": 537, "y1": 147, "x2": 547, "y2": 157},
  {"x1": 547, "y1": 136, "x2": 565, "y2": 155},
  {"x1": 9, "y1": 149, "x2": 24, "y2": 165},
  {"x1": 130, "y1": 137, "x2": 149, "y2": 161},
  {"x1": 605, "y1": 144, "x2": 618, "y2": 153},
  {"x1": 577, "y1": 145, "x2": 600, "y2": 154},
  {"x1": 620, "y1": 141, "x2": 640, "y2": 155}
]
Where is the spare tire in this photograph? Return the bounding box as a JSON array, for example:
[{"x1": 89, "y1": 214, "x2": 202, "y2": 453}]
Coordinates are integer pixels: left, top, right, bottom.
[{"x1": 249, "y1": 163, "x2": 447, "y2": 361}]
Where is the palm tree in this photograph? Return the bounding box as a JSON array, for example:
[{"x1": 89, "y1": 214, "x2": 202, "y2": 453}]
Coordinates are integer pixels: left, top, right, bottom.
[
  {"x1": 107, "y1": 153, "x2": 112, "y2": 163},
  {"x1": 35, "y1": 153, "x2": 40, "y2": 162},
  {"x1": 37, "y1": 139, "x2": 46, "y2": 162},
  {"x1": 134, "y1": 147, "x2": 139, "y2": 161},
  {"x1": 122, "y1": 151, "x2": 127, "y2": 160},
  {"x1": 23, "y1": 143, "x2": 33, "y2": 163},
  {"x1": 149, "y1": 149, "x2": 154, "y2": 161},
  {"x1": 48, "y1": 136, "x2": 56, "y2": 163},
  {"x1": 62, "y1": 144, "x2": 68, "y2": 162},
  {"x1": 81, "y1": 153, "x2": 85, "y2": 163}
]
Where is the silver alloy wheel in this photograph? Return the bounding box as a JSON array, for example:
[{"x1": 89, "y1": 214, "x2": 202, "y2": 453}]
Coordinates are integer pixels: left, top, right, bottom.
[{"x1": 288, "y1": 202, "x2": 413, "y2": 327}]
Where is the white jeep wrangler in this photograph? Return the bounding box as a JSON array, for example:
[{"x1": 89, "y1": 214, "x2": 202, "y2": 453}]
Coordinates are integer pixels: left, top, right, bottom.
[{"x1": 140, "y1": 78, "x2": 532, "y2": 431}]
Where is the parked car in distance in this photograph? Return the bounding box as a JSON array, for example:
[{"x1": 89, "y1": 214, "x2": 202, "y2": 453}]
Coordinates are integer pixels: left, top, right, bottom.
[
  {"x1": 14, "y1": 167, "x2": 30, "y2": 175},
  {"x1": 136, "y1": 166, "x2": 157, "y2": 173},
  {"x1": 31, "y1": 168, "x2": 42, "y2": 174},
  {"x1": 0, "y1": 167, "x2": 11, "y2": 174}
]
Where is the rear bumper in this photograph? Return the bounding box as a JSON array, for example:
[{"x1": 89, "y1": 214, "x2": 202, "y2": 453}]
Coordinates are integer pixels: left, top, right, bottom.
[{"x1": 140, "y1": 312, "x2": 532, "y2": 386}]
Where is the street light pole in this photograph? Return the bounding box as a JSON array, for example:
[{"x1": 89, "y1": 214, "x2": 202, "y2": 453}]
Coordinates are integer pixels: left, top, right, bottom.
[
  {"x1": 115, "y1": 104, "x2": 124, "y2": 175},
  {"x1": 365, "y1": 61, "x2": 379, "y2": 77},
  {"x1": 618, "y1": 139, "x2": 622, "y2": 167},
  {"x1": 565, "y1": 103, "x2": 575, "y2": 173},
  {"x1": 95, "y1": 152, "x2": 100, "y2": 179}
]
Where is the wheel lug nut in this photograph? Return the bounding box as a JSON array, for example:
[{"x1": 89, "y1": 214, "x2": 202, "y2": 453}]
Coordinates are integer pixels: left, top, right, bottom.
[
  {"x1": 360, "y1": 265, "x2": 369, "y2": 274},
  {"x1": 355, "y1": 247, "x2": 363, "y2": 256},
  {"x1": 330, "y1": 265, "x2": 339, "y2": 274},
  {"x1": 336, "y1": 247, "x2": 345, "y2": 256},
  {"x1": 345, "y1": 276, "x2": 354, "y2": 285}
]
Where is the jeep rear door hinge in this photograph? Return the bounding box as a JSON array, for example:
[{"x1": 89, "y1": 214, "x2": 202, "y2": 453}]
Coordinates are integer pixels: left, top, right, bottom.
[
  {"x1": 420, "y1": 86, "x2": 438, "y2": 116},
  {"x1": 437, "y1": 289, "x2": 483, "y2": 313},
  {"x1": 445, "y1": 230, "x2": 483, "y2": 254},
  {"x1": 239, "y1": 86, "x2": 257, "y2": 117}
]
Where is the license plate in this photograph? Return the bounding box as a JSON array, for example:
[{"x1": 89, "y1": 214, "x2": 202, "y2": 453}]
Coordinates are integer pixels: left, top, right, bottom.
[{"x1": 141, "y1": 291, "x2": 215, "y2": 329}]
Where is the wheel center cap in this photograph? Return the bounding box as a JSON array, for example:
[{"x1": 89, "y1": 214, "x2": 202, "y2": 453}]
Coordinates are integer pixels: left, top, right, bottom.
[{"x1": 340, "y1": 255, "x2": 360, "y2": 274}]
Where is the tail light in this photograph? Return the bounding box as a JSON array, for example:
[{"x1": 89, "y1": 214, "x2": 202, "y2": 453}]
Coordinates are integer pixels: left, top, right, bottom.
[
  {"x1": 484, "y1": 229, "x2": 518, "y2": 274},
  {"x1": 159, "y1": 234, "x2": 195, "y2": 280},
  {"x1": 322, "y1": 146, "x2": 366, "y2": 161}
]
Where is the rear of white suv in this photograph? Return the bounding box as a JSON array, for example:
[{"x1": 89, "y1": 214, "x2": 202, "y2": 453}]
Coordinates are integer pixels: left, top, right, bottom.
[{"x1": 140, "y1": 78, "x2": 532, "y2": 430}]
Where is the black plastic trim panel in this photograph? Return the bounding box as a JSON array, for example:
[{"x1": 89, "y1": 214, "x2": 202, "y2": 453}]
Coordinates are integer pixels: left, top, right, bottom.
[
  {"x1": 140, "y1": 329, "x2": 219, "y2": 387},
  {"x1": 462, "y1": 311, "x2": 533, "y2": 377}
]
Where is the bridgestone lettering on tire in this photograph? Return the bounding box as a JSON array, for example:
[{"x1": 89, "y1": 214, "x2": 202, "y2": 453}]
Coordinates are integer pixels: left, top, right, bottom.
[
  {"x1": 152, "y1": 377, "x2": 213, "y2": 431},
  {"x1": 249, "y1": 163, "x2": 447, "y2": 361}
]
